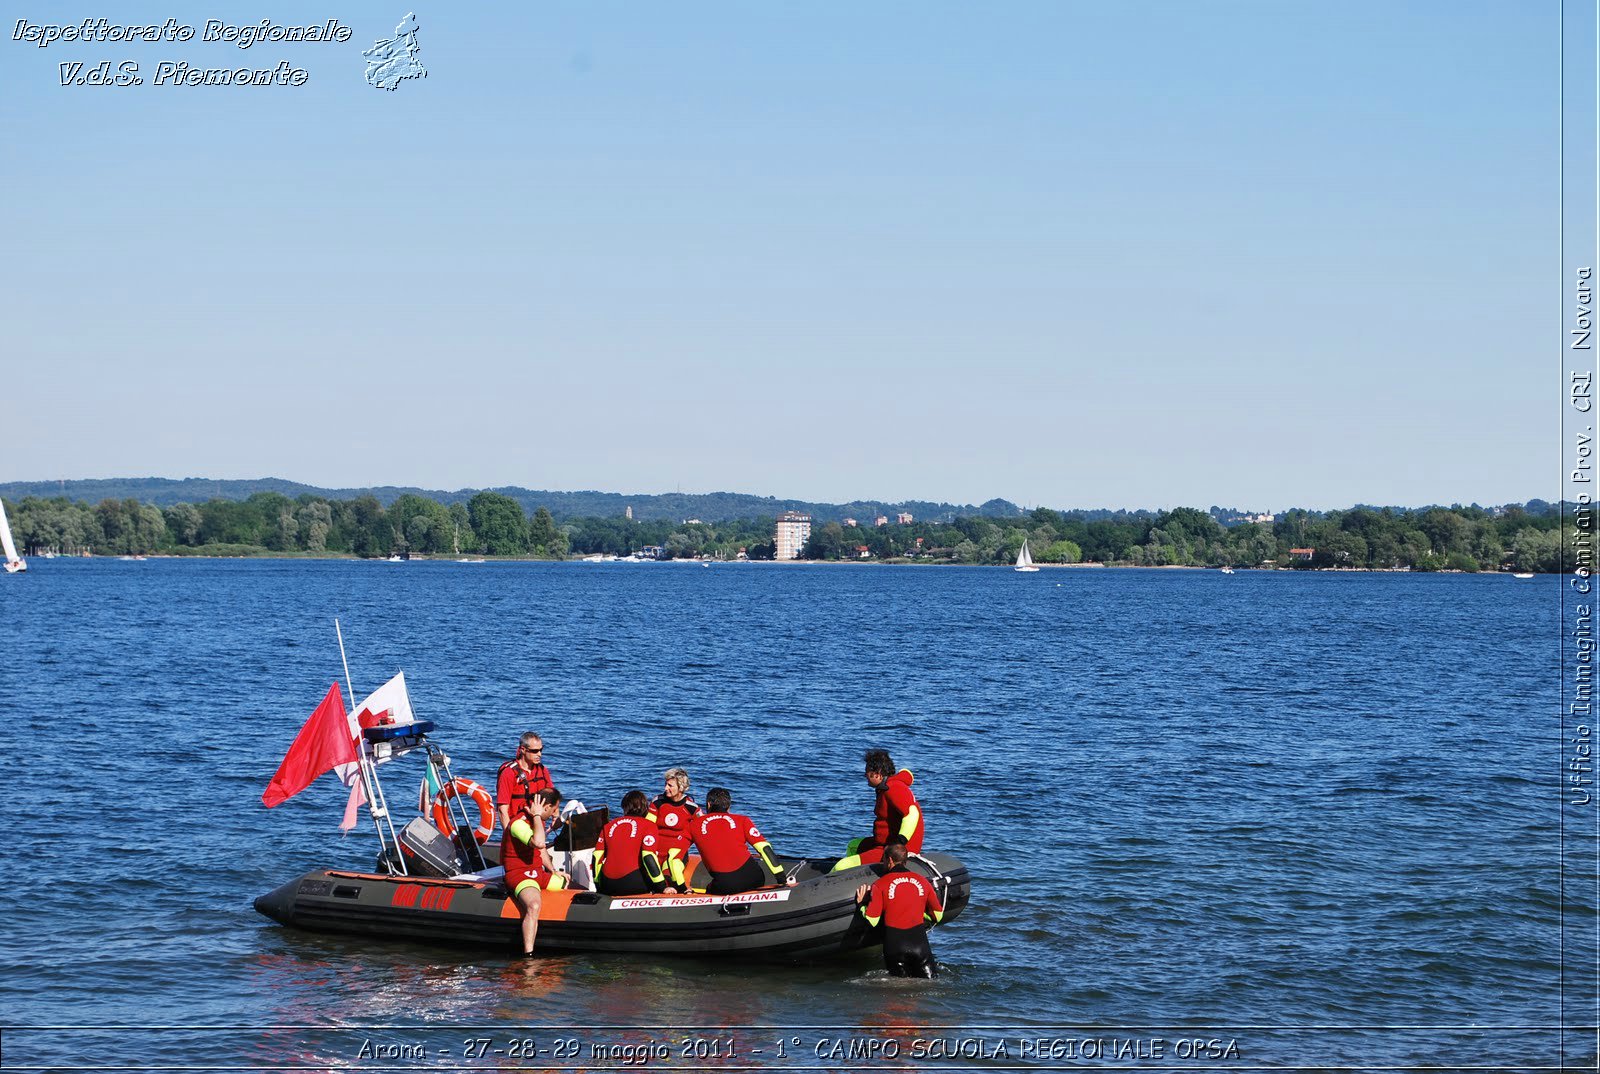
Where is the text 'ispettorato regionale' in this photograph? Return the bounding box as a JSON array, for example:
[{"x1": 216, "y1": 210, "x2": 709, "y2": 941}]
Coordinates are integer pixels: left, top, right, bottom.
[{"x1": 13, "y1": 18, "x2": 353, "y2": 87}]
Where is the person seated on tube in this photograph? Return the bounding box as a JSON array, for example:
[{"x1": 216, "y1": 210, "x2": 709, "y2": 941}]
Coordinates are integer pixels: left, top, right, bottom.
[
  {"x1": 686, "y1": 786, "x2": 784, "y2": 895},
  {"x1": 649, "y1": 766, "x2": 700, "y2": 889},
  {"x1": 831, "y1": 748, "x2": 924, "y2": 872},
  {"x1": 594, "y1": 790, "x2": 677, "y2": 896},
  {"x1": 503, "y1": 787, "x2": 570, "y2": 958}
]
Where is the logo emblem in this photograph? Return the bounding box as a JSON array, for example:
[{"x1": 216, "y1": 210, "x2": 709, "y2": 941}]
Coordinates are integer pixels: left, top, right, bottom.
[{"x1": 364, "y1": 12, "x2": 426, "y2": 91}]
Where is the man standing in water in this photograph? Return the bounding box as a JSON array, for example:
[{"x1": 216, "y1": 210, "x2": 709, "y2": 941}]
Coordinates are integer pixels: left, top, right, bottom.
[
  {"x1": 855, "y1": 839, "x2": 944, "y2": 978},
  {"x1": 497, "y1": 732, "x2": 553, "y2": 834}
]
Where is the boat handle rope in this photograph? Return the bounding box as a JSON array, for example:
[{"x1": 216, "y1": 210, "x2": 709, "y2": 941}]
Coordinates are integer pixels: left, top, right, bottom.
[{"x1": 906, "y1": 851, "x2": 949, "y2": 898}]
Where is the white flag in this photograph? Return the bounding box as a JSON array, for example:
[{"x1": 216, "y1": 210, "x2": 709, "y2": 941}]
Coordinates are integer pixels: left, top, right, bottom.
[{"x1": 345, "y1": 671, "x2": 415, "y2": 776}]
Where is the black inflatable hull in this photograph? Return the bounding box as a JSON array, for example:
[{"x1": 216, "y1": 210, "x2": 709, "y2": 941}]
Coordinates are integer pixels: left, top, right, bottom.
[{"x1": 255, "y1": 854, "x2": 970, "y2": 961}]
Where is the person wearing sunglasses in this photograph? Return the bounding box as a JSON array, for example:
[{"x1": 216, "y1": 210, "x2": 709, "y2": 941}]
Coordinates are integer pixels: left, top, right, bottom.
[{"x1": 496, "y1": 732, "x2": 554, "y2": 834}]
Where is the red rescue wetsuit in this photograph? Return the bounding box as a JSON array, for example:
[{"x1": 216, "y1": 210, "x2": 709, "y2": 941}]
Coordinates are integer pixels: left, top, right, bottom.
[
  {"x1": 687, "y1": 811, "x2": 775, "y2": 895},
  {"x1": 649, "y1": 793, "x2": 700, "y2": 884},
  {"x1": 502, "y1": 815, "x2": 557, "y2": 894},
  {"x1": 594, "y1": 815, "x2": 668, "y2": 896},
  {"x1": 496, "y1": 759, "x2": 553, "y2": 830},
  {"x1": 856, "y1": 769, "x2": 924, "y2": 865},
  {"x1": 860, "y1": 866, "x2": 944, "y2": 977}
]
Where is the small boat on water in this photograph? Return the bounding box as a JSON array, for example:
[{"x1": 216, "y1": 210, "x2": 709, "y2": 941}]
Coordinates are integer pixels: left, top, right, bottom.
[
  {"x1": 1220, "y1": 566, "x2": 1235, "y2": 575},
  {"x1": 256, "y1": 849, "x2": 969, "y2": 960},
  {"x1": 255, "y1": 666, "x2": 970, "y2": 961},
  {"x1": 0, "y1": 498, "x2": 25, "y2": 574},
  {"x1": 1014, "y1": 539, "x2": 1039, "y2": 572},
  {"x1": 1512, "y1": 572, "x2": 1534, "y2": 579}
]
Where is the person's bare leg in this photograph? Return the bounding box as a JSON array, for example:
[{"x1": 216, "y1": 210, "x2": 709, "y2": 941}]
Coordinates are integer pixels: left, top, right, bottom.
[{"x1": 517, "y1": 886, "x2": 542, "y2": 954}]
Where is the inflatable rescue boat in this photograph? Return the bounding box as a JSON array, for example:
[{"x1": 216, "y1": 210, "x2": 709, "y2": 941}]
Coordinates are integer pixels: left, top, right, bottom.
[
  {"x1": 255, "y1": 851, "x2": 969, "y2": 960},
  {"x1": 255, "y1": 689, "x2": 969, "y2": 960}
]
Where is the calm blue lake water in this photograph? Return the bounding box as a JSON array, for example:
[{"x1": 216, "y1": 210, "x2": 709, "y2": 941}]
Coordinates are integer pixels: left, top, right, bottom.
[{"x1": 0, "y1": 559, "x2": 1584, "y2": 1071}]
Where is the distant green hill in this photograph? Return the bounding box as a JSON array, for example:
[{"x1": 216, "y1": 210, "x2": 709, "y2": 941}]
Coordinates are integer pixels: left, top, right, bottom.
[{"x1": 0, "y1": 476, "x2": 1024, "y2": 523}]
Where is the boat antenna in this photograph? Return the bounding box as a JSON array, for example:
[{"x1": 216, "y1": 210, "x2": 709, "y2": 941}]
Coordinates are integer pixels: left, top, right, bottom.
[{"x1": 335, "y1": 618, "x2": 355, "y2": 704}]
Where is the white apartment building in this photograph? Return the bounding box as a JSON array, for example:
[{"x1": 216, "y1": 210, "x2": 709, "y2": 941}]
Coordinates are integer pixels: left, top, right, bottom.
[{"x1": 774, "y1": 511, "x2": 812, "y2": 560}]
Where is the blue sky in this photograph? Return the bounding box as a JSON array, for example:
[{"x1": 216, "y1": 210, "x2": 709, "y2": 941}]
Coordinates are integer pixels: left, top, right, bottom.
[{"x1": 2, "y1": 2, "x2": 1558, "y2": 510}]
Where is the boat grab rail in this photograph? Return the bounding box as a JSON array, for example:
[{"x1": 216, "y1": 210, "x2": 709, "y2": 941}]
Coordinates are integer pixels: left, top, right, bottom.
[{"x1": 906, "y1": 852, "x2": 950, "y2": 900}]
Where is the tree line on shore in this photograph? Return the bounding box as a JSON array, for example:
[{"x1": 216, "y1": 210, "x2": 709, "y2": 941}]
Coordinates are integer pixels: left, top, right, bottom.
[
  {"x1": 0, "y1": 476, "x2": 1017, "y2": 525},
  {"x1": 806, "y1": 504, "x2": 1572, "y2": 573},
  {"x1": 2, "y1": 493, "x2": 1580, "y2": 572}
]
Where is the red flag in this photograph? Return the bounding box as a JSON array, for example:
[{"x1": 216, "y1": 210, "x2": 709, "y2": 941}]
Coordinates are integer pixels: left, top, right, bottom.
[{"x1": 262, "y1": 683, "x2": 356, "y2": 808}]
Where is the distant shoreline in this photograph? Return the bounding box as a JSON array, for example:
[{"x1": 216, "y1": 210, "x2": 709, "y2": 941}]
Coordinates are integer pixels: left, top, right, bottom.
[
  {"x1": 38, "y1": 553, "x2": 1537, "y2": 574},
  {"x1": 7, "y1": 489, "x2": 1565, "y2": 574}
]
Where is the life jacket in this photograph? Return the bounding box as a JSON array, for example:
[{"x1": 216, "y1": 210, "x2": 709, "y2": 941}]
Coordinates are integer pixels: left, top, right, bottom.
[{"x1": 497, "y1": 759, "x2": 552, "y2": 813}]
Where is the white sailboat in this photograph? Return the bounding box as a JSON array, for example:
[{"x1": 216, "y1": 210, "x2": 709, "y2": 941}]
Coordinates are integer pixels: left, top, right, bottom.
[
  {"x1": 1014, "y1": 538, "x2": 1039, "y2": 572},
  {"x1": 1, "y1": 499, "x2": 26, "y2": 574}
]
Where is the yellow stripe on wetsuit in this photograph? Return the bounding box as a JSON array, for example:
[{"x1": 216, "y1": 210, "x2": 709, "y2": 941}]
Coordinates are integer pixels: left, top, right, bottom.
[{"x1": 898, "y1": 805, "x2": 920, "y2": 841}]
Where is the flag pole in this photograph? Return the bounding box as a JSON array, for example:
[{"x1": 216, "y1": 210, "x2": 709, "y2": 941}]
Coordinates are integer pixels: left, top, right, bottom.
[
  {"x1": 335, "y1": 619, "x2": 407, "y2": 874},
  {"x1": 336, "y1": 618, "x2": 355, "y2": 704}
]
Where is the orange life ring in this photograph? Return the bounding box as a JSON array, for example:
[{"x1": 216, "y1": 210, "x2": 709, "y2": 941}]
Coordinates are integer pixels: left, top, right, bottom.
[{"x1": 431, "y1": 778, "x2": 494, "y2": 843}]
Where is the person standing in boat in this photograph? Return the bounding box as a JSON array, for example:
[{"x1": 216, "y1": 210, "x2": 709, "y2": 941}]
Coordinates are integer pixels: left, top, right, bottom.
[
  {"x1": 649, "y1": 767, "x2": 700, "y2": 889},
  {"x1": 497, "y1": 732, "x2": 554, "y2": 835},
  {"x1": 855, "y1": 838, "x2": 944, "y2": 978},
  {"x1": 503, "y1": 787, "x2": 569, "y2": 958},
  {"x1": 594, "y1": 790, "x2": 675, "y2": 896},
  {"x1": 831, "y1": 749, "x2": 924, "y2": 872}
]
